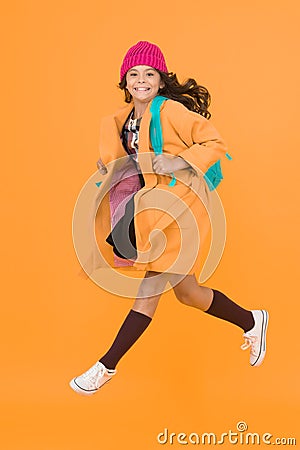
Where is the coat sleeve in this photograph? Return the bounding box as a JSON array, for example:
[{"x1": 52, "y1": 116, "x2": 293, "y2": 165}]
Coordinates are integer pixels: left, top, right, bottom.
[{"x1": 166, "y1": 101, "x2": 228, "y2": 174}]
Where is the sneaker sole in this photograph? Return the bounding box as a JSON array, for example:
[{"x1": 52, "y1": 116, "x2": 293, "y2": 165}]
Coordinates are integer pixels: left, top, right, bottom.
[
  {"x1": 251, "y1": 310, "x2": 269, "y2": 367},
  {"x1": 69, "y1": 377, "x2": 112, "y2": 396}
]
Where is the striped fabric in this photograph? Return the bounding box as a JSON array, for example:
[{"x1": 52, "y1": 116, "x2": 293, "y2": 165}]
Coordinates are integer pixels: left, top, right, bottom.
[{"x1": 108, "y1": 111, "x2": 144, "y2": 267}]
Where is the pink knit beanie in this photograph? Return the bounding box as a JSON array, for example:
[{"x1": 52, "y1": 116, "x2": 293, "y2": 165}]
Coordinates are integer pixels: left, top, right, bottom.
[{"x1": 120, "y1": 41, "x2": 168, "y2": 81}]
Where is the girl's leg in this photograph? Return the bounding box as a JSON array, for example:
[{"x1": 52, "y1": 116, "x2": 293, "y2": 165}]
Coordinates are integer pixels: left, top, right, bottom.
[
  {"x1": 70, "y1": 271, "x2": 171, "y2": 395},
  {"x1": 170, "y1": 274, "x2": 269, "y2": 367},
  {"x1": 99, "y1": 271, "x2": 170, "y2": 370},
  {"x1": 170, "y1": 274, "x2": 254, "y2": 331}
]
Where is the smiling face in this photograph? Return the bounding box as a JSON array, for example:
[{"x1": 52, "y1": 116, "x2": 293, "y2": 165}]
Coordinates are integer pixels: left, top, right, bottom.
[{"x1": 125, "y1": 65, "x2": 164, "y2": 107}]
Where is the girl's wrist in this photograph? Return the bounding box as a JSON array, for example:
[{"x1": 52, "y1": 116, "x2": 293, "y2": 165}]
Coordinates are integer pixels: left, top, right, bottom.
[{"x1": 174, "y1": 156, "x2": 191, "y2": 171}]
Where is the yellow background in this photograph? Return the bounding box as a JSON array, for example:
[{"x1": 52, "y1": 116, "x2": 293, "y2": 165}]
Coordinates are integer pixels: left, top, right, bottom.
[{"x1": 1, "y1": 0, "x2": 299, "y2": 448}]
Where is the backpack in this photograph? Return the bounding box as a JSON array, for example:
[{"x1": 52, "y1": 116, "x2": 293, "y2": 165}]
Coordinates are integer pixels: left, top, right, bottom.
[{"x1": 149, "y1": 95, "x2": 232, "y2": 190}]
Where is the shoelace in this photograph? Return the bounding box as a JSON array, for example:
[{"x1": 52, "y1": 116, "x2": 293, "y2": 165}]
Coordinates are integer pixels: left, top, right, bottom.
[
  {"x1": 82, "y1": 363, "x2": 106, "y2": 388},
  {"x1": 240, "y1": 335, "x2": 258, "y2": 355}
]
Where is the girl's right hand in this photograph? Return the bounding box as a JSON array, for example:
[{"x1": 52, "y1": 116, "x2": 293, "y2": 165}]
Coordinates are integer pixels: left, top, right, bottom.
[{"x1": 96, "y1": 158, "x2": 108, "y2": 175}]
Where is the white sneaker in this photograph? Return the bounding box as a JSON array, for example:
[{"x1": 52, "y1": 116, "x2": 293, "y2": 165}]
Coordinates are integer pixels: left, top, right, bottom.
[
  {"x1": 240, "y1": 310, "x2": 269, "y2": 367},
  {"x1": 69, "y1": 361, "x2": 116, "y2": 395}
]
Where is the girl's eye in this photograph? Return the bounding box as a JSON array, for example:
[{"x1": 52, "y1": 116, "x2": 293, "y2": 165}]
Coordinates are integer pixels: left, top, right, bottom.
[{"x1": 147, "y1": 72, "x2": 154, "y2": 76}]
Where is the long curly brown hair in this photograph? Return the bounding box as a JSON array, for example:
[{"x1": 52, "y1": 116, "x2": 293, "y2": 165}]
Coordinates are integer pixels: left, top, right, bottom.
[{"x1": 118, "y1": 70, "x2": 211, "y2": 119}]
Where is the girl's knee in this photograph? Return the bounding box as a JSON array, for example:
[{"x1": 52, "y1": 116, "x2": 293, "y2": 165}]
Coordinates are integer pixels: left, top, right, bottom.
[
  {"x1": 137, "y1": 285, "x2": 163, "y2": 299},
  {"x1": 174, "y1": 289, "x2": 195, "y2": 307},
  {"x1": 138, "y1": 272, "x2": 170, "y2": 299},
  {"x1": 173, "y1": 284, "x2": 211, "y2": 310}
]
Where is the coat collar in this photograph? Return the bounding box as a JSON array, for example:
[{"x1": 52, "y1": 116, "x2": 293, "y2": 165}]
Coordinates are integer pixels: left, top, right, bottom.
[{"x1": 112, "y1": 102, "x2": 134, "y2": 134}]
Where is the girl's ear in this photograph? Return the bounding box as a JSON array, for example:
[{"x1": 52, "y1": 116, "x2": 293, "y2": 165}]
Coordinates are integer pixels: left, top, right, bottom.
[{"x1": 159, "y1": 81, "x2": 165, "y2": 90}]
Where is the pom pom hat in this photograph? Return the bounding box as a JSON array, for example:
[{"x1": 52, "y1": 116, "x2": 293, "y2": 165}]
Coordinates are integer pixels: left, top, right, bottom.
[{"x1": 120, "y1": 41, "x2": 168, "y2": 81}]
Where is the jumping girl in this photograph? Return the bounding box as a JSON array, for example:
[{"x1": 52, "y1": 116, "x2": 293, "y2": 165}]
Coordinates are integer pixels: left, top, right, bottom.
[{"x1": 70, "y1": 41, "x2": 269, "y2": 395}]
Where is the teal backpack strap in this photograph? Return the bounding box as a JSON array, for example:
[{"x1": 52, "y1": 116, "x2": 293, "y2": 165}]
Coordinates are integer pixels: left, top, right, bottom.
[
  {"x1": 150, "y1": 96, "x2": 232, "y2": 190},
  {"x1": 150, "y1": 96, "x2": 166, "y2": 155},
  {"x1": 204, "y1": 160, "x2": 223, "y2": 191},
  {"x1": 150, "y1": 96, "x2": 176, "y2": 187},
  {"x1": 204, "y1": 152, "x2": 233, "y2": 191}
]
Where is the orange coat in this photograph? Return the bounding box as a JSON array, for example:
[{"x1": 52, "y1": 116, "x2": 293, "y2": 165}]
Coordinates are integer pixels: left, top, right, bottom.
[{"x1": 93, "y1": 98, "x2": 228, "y2": 279}]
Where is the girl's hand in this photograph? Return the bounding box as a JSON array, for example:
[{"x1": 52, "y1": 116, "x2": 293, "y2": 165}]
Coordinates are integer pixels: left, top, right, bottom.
[
  {"x1": 152, "y1": 154, "x2": 191, "y2": 174},
  {"x1": 96, "y1": 158, "x2": 108, "y2": 175}
]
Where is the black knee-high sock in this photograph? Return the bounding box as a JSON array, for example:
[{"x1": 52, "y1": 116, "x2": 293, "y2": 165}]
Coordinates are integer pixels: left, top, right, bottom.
[
  {"x1": 99, "y1": 309, "x2": 152, "y2": 370},
  {"x1": 204, "y1": 289, "x2": 255, "y2": 332}
]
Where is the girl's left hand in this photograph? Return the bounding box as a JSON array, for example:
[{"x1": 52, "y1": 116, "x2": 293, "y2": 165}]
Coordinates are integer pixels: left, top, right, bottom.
[{"x1": 152, "y1": 154, "x2": 191, "y2": 174}]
